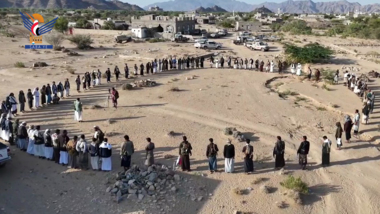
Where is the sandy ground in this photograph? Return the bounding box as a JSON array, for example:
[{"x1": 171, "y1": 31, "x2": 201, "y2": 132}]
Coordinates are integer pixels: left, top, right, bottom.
[{"x1": 0, "y1": 27, "x2": 379, "y2": 214}]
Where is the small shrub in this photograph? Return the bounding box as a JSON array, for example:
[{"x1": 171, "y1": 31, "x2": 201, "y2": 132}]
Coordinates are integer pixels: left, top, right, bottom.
[
  {"x1": 295, "y1": 96, "x2": 307, "y2": 102},
  {"x1": 280, "y1": 175, "x2": 308, "y2": 194},
  {"x1": 168, "y1": 87, "x2": 180, "y2": 92},
  {"x1": 316, "y1": 106, "x2": 327, "y2": 111},
  {"x1": 274, "y1": 82, "x2": 284, "y2": 88},
  {"x1": 44, "y1": 33, "x2": 64, "y2": 50},
  {"x1": 278, "y1": 90, "x2": 299, "y2": 98},
  {"x1": 321, "y1": 70, "x2": 335, "y2": 84},
  {"x1": 332, "y1": 104, "x2": 339, "y2": 108},
  {"x1": 14, "y1": 61, "x2": 25, "y2": 68},
  {"x1": 232, "y1": 188, "x2": 248, "y2": 195},
  {"x1": 122, "y1": 83, "x2": 133, "y2": 90},
  {"x1": 322, "y1": 84, "x2": 331, "y2": 91},
  {"x1": 294, "y1": 40, "x2": 301, "y2": 43},
  {"x1": 68, "y1": 34, "x2": 93, "y2": 49}
]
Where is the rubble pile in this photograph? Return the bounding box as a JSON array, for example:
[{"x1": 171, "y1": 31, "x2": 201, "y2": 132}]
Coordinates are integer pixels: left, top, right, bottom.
[
  {"x1": 224, "y1": 127, "x2": 246, "y2": 142},
  {"x1": 106, "y1": 164, "x2": 181, "y2": 203}
]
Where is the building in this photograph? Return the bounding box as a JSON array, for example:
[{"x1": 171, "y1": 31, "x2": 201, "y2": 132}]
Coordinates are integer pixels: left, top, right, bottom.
[
  {"x1": 92, "y1": 18, "x2": 128, "y2": 29},
  {"x1": 132, "y1": 27, "x2": 148, "y2": 38},
  {"x1": 149, "y1": 6, "x2": 163, "y2": 11},
  {"x1": 196, "y1": 16, "x2": 216, "y2": 24},
  {"x1": 235, "y1": 21, "x2": 262, "y2": 32},
  {"x1": 68, "y1": 22, "x2": 77, "y2": 27},
  {"x1": 131, "y1": 14, "x2": 196, "y2": 34}
]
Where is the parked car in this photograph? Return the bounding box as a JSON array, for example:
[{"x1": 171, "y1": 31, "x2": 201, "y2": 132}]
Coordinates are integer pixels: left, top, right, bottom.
[
  {"x1": 245, "y1": 41, "x2": 269, "y2": 51},
  {"x1": 194, "y1": 41, "x2": 222, "y2": 49},
  {"x1": 0, "y1": 142, "x2": 11, "y2": 167},
  {"x1": 194, "y1": 37, "x2": 208, "y2": 43}
]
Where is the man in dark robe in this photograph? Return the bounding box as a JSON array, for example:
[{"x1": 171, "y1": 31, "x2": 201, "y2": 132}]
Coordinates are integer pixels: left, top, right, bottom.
[
  {"x1": 227, "y1": 57, "x2": 231, "y2": 68},
  {"x1": 86, "y1": 72, "x2": 91, "y2": 87},
  {"x1": 186, "y1": 57, "x2": 190, "y2": 69},
  {"x1": 273, "y1": 136, "x2": 285, "y2": 170},
  {"x1": 106, "y1": 68, "x2": 111, "y2": 83},
  {"x1": 179, "y1": 136, "x2": 192, "y2": 172},
  {"x1": 140, "y1": 64, "x2": 144, "y2": 76},
  {"x1": 200, "y1": 57, "x2": 204, "y2": 68},
  {"x1": 178, "y1": 58, "x2": 182, "y2": 70},
  {"x1": 255, "y1": 59, "x2": 259, "y2": 70},
  {"x1": 195, "y1": 58, "x2": 199, "y2": 68},
  {"x1": 260, "y1": 61, "x2": 264, "y2": 72},
  {"x1": 206, "y1": 138, "x2": 219, "y2": 173},
  {"x1": 146, "y1": 62, "x2": 150, "y2": 75},
  {"x1": 242, "y1": 139, "x2": 254, "y2": 174},
  {"x1": 278, "y1": 61, "x2": 283, "y2": 73},
  {"x1": 27, "y1": 89, "x2": 33, "y2": 110},
  {"x1": 124, "y1": 64, "x2": 129, "y2": 78},
  {"x1": 114, "y1": 66, "x2": 120, "y2": 81},
  {"x1": 315, "y1": 69, "x2": 321, "y2": 82},
  {"x1": 220, "y1": 57, "x2": 225, "y2": 68},
  {"x1": 297, "y1": 136, "x2": 310, "y2": 170},
  {"x1": 169, "y1": 58, "x2": 173, "y2": 70}
]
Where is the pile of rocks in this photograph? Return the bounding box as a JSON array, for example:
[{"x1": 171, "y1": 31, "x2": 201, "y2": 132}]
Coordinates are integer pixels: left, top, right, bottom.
[
  {"x1": 106, "y1": 164, "x2": 181, "y2": 203},
  {"x1": 224, "y1": 127, "x2": 246, "y2": 142}
]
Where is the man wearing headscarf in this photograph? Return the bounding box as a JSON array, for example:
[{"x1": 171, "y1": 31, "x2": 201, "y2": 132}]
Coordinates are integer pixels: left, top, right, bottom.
[
  {"x1": 335, "y1": 122, "x2": 343, "y2": 149},
  {"x1": 273, "y1": 136, "x2": 285, "y2": 170},
  {"x1": 353, "y1": 109, "x2": 360, "y2": 138},
  {"x1": 52, "y1": 129, "x2": 60, "y2": 163},
  {"x1": 76, "y1": 134, "x2": 89, "y2": 170},
  {"x1": 67, "y1": 135, "x2": 78, "y2": 169},
  {"x1": 89, "y1": 138, "x2": 99, "y2": 170},
  {"x1": 343, "y1": 115, "x2": 353, "y2": 144},
  {"x1": 242, "y1": 139, "x2": 254, "y2": 174},
  {"x1": 297, "y1": 136, "x2": 310, "y2": 170},
  {"x1": 12, "y1": 119, "x2": 19, "y2": 146},
  {"x1": 58, "y1": 130, "x2": 69, "y2": 166},
  {"x1": 17, "y1": 121, "x2": 28, "y2": 151},
  {"x1": 27, "y1": 125, "x2": 36, "y2": 155},
  {"x1": 179, "y1": 136, "x2": 192, "y2": 172},
  {"x1": 223, "y1": 139, "x2": 235, "y2": 173},
  {"x1": 8, "y1": 93, "x2": 18, "y2": 116},
  {"x1": 33, "y1": 87, "x2": 40, "y2": 108},
  {"x1": 74, "y1": 98, "x2": 83, "y2": 122},
  {"x1": 99, "y1": 138, "x2": 112, "y2": 171},
  {"x1": 44, "y1": 129, "x2": 54, "y2": 160},
  {"x1": 33, "y1": 125, "x2": 45, "y2": 159}
]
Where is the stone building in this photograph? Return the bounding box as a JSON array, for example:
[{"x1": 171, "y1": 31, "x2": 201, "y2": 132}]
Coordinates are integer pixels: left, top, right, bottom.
[
  {"x1": 149, "y1": 6, "x2": 163, "y2": 11},
  {"x1": 131, "y1": 15, "x2": 196, "y2": 34},
  {"x1": 235, "y1": 21, "x2": 262, "y2": 32}
]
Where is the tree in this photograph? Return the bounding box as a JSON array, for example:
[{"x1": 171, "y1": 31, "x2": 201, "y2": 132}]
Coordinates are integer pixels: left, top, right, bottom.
[
  {"x1": 270, "y1": 23, "x2": 282, "y2": 32},
  {"x1": 54, "y1": 17, "x2": 69, "y2": 33},
  {"x1": 281, "y1": 20, "x2": 312, "y2": 35},
  {"x1": 76, "y1": 18, "x2": 89, "y2": 28},
  {"x1": 284, "y1": 43, "x2": 334, "y2": 64},
  {"x1": 217, "y1": 19, "x2": 234, "y2": 28},
  {"x1": 68, "y1": 34, "x2": 93, "y2": 49},
  {"x1": 102, "y1": 21, "x2": 115, "y2": 30}
]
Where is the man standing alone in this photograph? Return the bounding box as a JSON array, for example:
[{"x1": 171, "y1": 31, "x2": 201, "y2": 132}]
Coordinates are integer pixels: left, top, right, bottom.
[
  {"x1": 206, "y1": 138, "x2": 219, "y2": 173},
  {"x1": 74, "y1": 98, "x2": 83, "y2": 122},
  {"x1": 179, "y1": 136, "x2": 192, "y2": 172},
  {"x1": 223, "y1": 139, "x2": 235, "y2": 173},
  {"x1": 120, "y1": 135, "x2": 134, "y2": 171}
]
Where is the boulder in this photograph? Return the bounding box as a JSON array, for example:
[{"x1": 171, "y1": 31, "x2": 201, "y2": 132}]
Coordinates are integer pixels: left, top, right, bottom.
[
  {"x1": 174, "y1": 174, "x2": 180, "y2": 181},
  {"x1": 33, "y1": 62, "x2": 48, "y2": 67}
]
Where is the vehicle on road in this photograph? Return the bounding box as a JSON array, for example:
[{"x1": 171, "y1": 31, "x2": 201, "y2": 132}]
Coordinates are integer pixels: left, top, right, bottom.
[
  {"x1": 171, "y1": 34, "x2": 189, "y2": 43},
  {"x1": 245, "y1": 41, "x2": 269, "y2": 51},
  {"x1": 0, "y1": 142, "x2": 11, "y2": 167},
  {"x1": 194, "y1": 41, "x2": 222, "y2": 49}
]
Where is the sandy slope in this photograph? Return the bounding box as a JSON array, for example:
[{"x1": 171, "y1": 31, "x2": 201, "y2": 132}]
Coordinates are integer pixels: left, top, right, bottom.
[{"x1": 0, "y1": 30, "x2": 379, "y2": 214}]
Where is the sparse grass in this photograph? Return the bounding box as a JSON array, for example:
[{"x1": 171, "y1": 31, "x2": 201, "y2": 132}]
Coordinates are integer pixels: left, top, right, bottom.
[
  {"x1": 14, "y1": 61, "x2": 25, "y2": 68},
  {"x1": 280, "y1": 175, "x2": 309, "y2": 194},
  {"x1": 332, "y1": 104, "x2": 339, "y2": 108},
  {"x1": 321, "y1": 69, "x2": 335, "y2": 85},
  {"x1": 322, "y1": 84, "x2": 332, "y2": 91},
  {"x1": 274, "y1": 82, "x2": 284, "y2": 88},
  {"x1": 232, "y1": 188, "x2": 247, "y2": 195},
  {"x1": 148, "y1": 38, "x2": 167, "y2": 43},
  {"x1": 168, "y1": 87, "x2": 180, "y2": 92},
  {"x1": 252, "y1": 177, "x2": 268, "y2": 185},
  {"x1": 294, "y1": 40, "x2": 302, "y2": 43},
  {"x1": 278, "y1": 90, "x2": 299, "y2": 98},
  {"x1": 316, "y1": 106, "x2": 327, "y2": 111},
  {"x1": 295, "y1": 96, "x2": 307, "y2": 102}
]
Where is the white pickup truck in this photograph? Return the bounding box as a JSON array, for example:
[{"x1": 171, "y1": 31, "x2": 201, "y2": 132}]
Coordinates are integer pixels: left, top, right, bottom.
[
  {"x1": 0, "y1": 142, "x2": 11, "y2": 167},
  {"x1": 245, "y1": 41, "x2": 269, "y2": 51},
  {"x1": 194, "y1": 41, "x2": 222, "y2": 49}
]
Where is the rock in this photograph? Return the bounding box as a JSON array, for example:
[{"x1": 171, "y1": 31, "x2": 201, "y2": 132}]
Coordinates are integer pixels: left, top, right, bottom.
[
  {"x1": 33, "y1": 62, "x2": 48, "y2": 67},
  {"x1": 148, "y1": 172, "x2": 158, "y2": 182},
  {"x1": 115, "y1": 181, "x2": 123, "y2": 187},
  {"x1": 120, "y1": 188, "x2": 128, "y2": 195},
  {"x1": 127, "y1": 194, "x2": 137, "y2": 200},
  {"x1": 279, "y1": 168, "x2": 285, "y2": 175},
  {"x1": 106, "y1": 187, "x2": 112, "y2": 193},
  {"x1": 116, "y1": 190, "x2": 122, "y2": 203},
  {"x1": 128, "y1": 179, "x2": 135, "y2": 185},
  {"x1": 260, "y1": 185, "x2": 269, "y2": 194},
  {"x1": 138, "y1": 194, "x2": 144, "y2": 200},
  {"x1": 111, "y1": 188, "x2": 119, "y2": 194},
  {"x1": 197, "y1": 196, "x2": 203, "y2": 201},
  {"x1": 149, "y1": 185, "x2": 156, "y2": 191},
  {"x1": 171, "y1": 187, "x2": 177, "y2": 192},
  {"x1": 174, "y1": 174, "x2": 180, "y2": 181},
  {"x1": 128, "y1": 189, "x2": 137, "y2": 194},
  {"x1": 141, "y1": 171, "x2": 148, "y2": 177}
]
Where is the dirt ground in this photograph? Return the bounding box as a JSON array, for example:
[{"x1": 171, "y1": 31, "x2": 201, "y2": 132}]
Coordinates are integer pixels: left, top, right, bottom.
[{"x1": 0, "y1": 27, "x2": 379, "y2": 214}]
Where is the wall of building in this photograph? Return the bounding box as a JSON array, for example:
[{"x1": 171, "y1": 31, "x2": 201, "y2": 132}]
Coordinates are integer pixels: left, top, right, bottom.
[{"x1": 235, "y1": 22, "x2": 261, "y2": 32}]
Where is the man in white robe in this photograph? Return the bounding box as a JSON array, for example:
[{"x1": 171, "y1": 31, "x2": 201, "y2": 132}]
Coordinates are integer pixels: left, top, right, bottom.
[
  {"x1": 74, "y1": 98, "x2": 83, "y2": 122},
  {"x1": 296, "y1": 63, "x2": 302, "y2": 76},
  {"x1": 27, "y1": 125, "x2": 36, "y2": 155},
  {"x1": 223, "y1": 139, "x2": 235, "y2": 173},
  {"x1": 33, "y1": 88, "x2": 40, "y2": 108},
  {"x1": 291, "y1": 64, "x2": 296, "y2": 74},
  {"x1": 33, "y1": 125, "x2": 45, "y2": 158},
  {"x1": 270, "y1": 60, "x2": 274, "y2": 73},
  {"x1": 99, "y1": 138, "x2": 112, "y2": 171},
  {"x1": 8, "y1": 93, "x2": 18, "y2": 116}
]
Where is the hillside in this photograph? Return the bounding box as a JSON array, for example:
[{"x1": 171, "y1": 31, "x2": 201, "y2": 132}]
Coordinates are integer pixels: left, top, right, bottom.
[
  {"x1": 0, "y1": 0, "x2": 144, "y2": 10},
  {"x1": 195, "y1": 5, "x2": 227, "y2": 13},
  {"x1": 145, "y1": 0, "x2": 380, "y2": 13}
]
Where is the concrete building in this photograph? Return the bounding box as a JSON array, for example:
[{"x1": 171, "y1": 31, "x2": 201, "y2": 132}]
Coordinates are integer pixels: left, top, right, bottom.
[
  {"x1": 132, "y1": 27, "x2": 148, "y2": 38},
  {"x1": 235, "y1": 21, "x2": 262, "y2": 32},
  {"x1": 92, "y1": 19, "x2": 128, "y2": 29},
  {"x1": 196, "y1": 16, "x2": 216, "y2": 24},
  {"x1": 149, "y1": 6, "x2": 163, "y2": 11},
  {"x1": 131, "y1": 14, "x2": 196, "y2": 34}
]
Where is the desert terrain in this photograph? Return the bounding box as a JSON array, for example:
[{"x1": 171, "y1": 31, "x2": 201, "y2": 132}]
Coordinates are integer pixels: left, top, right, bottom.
[{"x1": 0, "y1": 26, "x2": 379, "y2": 214}]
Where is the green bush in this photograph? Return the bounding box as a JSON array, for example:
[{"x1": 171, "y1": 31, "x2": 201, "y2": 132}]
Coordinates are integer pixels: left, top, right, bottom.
[
  {"x1": 217, "y1": 19, "x2": 234, "y2": 28},
  {"x1": 54, "y1": 17, "x2": 69, "y2": 33},
  {"x1": 284, "y1": 43, "x2": 334, "y2": 64},
  {"x1": 280, "y1": 20, "x2": 312, "y2": 35},
  {"x1": 321, "y1": 69, "x2": 335, "y2": 84},
  {"x1": 68, "y1": 34, "x2": 93, "y2": 49},
  {"x1": 102, "y1": 21, "x2": 115, "y2": 30},
  {"x1": 44, "y1": 33, "x2": 64, "y2": 50},
  {"x1": 280, "y1": 175, "x2": 309, "y2": 194},
  {"x1": 14, "y1": 62, "x2": 25, "y2": 68}
]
